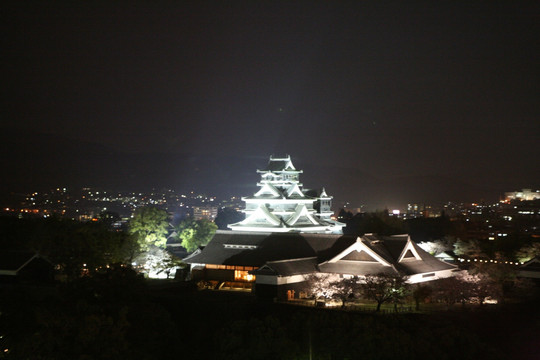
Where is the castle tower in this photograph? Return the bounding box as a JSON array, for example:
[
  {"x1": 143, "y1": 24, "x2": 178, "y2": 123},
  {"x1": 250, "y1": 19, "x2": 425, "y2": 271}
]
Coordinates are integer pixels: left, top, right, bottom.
[{"x1": 228, "y1": 155, "x2": 344, "y2": 233}]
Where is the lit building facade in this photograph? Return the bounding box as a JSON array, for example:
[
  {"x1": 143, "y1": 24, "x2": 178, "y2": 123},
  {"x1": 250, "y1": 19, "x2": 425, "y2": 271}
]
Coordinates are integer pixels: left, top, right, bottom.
[
  {"x1": 505, "y1": 189, "x2": 540, "y2": 201},
  {"x1": 185, "y1": 231, "x2": 459, "y2": 299},
  {"x1": 193, "y1": 206, "x2": 218, "y2": 221}
]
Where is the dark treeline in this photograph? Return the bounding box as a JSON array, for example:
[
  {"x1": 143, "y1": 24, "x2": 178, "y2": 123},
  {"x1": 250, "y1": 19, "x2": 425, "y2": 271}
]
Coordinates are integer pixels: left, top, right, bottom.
[
  {"x1": 3, "y1": 274, "x2": 537, "y2": 360},
  {"x1": 0, "y1": 216, "x2": 138, "y2": 280},
  {"x1": 340, "y1": 209, "x2": 454, "y2": 240},
  {"x1": 1, "y1": 215, "x2": 539, "y2": 359},
  {"x1": 214, "y1": 207, "x2": 245, "y2": 230},
  {"x1": 340, "y1": 210, "x2": 538, "y2": 260},
  {"x1": 1, "y1": 267, "x2": 178, "y2": 360}
]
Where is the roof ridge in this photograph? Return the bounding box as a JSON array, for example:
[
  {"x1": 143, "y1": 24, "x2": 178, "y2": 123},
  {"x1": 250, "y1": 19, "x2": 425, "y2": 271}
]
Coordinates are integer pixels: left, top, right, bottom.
[{"x1": 266, "y1": 256, "x2": 318, "y2": 264}]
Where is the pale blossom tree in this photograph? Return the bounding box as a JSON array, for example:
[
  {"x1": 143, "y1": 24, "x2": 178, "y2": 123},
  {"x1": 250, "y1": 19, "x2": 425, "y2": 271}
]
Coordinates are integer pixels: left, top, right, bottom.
[
  {"x1": 328, "y1": 276, "x2": 362, "y2": 308},
  {"x1": 516, "y1": 242, "x2": 540, "y2": 263},
  {"x1": 418, "y1": 236, "x2": 456, "y2": 256}
]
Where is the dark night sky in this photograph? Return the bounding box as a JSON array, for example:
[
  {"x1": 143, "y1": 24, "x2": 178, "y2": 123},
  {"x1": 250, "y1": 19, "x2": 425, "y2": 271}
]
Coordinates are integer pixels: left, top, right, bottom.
[{"x1": 2, "y1": 1, "x2": 539, "y2": 210}]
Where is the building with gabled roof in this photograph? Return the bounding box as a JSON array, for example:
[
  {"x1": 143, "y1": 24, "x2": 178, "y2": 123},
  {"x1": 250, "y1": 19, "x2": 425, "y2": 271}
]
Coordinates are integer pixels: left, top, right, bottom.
[
  {"x1": 228, "y1": 155, "x2": 344, "y2": 233},
  {"x1": 184, "y1": 230, "x2": 460, "y2": 299},
  {"x1": 184, "y1": 154, "x2": 460, "y2": 299},
  {"x1": 0, "y1": 251, "x2": 54, "y2": 284},
  {"x1": 519, "y1": 258, "x2": 540, "y2": 279}
]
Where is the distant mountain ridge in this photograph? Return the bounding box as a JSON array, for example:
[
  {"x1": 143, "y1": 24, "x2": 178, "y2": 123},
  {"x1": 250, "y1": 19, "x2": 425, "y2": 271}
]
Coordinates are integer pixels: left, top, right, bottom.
[{"x1": 0, "y1": 127, "x2": 525, "y2": 210}]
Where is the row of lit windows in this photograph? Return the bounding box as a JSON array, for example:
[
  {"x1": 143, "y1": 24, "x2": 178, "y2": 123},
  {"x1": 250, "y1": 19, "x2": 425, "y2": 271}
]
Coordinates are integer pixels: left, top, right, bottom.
[{"x1": 205, "y1": 264, "x2": 256, "y2": 271}]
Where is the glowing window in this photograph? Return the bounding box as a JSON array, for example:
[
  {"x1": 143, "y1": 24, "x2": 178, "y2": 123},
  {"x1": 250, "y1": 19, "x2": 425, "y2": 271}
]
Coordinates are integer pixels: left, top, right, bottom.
[{"x1": 234, "y1": 270, "x2": 255, "y2": 282}]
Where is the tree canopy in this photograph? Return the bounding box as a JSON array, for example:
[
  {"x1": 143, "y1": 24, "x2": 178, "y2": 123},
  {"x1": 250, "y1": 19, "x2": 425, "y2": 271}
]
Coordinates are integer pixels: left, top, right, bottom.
[
  {"x1": 361, "y1": 272, "x2": 409, "y2": 311},
  {"x1": 214, "y1": 207, "x2": 245, "y2": 230},
  {"x1": 343, "y1": 210, "x2": 406, "y2": 236},
  {"x1": 453, "y1": 238, "x2": 487, "y2": 259},
  {"x1": 176, "y1": 217, "x2": 217, "y2": 252},
  {"x1": 128, "y1": 207, "x2": 169, "y2": 250},
  {"x1": 0, "y1": 216, "x2": 139, "y2": 279}
]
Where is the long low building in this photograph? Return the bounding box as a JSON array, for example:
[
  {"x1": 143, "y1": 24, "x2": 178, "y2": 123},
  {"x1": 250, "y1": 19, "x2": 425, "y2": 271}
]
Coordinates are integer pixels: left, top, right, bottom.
[{"x1": 184, "y1": 230, "x2": 460, "y2": 299}]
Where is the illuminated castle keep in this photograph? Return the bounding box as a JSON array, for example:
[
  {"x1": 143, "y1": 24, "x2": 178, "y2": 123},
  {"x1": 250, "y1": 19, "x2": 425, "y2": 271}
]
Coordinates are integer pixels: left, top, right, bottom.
[
  {"x1": 228, "y1": 155, "x2": 344, "y2": 233},
  {"x1": 184, "y1": 155, "x2": 459, "y2": 299}
]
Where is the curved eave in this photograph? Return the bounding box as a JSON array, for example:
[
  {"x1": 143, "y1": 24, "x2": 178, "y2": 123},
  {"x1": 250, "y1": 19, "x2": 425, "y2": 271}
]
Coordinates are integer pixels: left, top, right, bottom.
[
  {"x1": 257, "y1": 182, "x2": 304, "y2": 186},
  {"x1": 228, "y1": 225, "x2": 335, "y2": 233},
  {"x1": 243, "y1": 198, "x2": 316, "y2": 203},
  {"x1": 256, "y1": 170, "x2": 304, "y2": 176}
]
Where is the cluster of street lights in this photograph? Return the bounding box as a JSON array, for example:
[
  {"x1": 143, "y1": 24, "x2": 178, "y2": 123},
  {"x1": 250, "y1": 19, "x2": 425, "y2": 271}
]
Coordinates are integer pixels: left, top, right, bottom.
[{"x1": 457, "y1": 258, "x2": 523, "y2": 265}]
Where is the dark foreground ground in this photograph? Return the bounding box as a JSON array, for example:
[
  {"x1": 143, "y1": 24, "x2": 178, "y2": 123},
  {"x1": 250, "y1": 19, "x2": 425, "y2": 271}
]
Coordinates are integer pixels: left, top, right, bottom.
[{"x1": 1, "y1": 276, "x2": 539, "y2": 360}]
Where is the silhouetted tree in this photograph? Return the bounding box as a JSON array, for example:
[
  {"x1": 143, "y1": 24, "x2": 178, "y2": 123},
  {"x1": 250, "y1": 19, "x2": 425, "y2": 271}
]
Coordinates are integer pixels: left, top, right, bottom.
[
  {"x1": 467, "y1": 262, "x2": 527, "y2": 304},
  {"x1": 98, "y1": 210, "x2": 121, "y2": 228},
  {"x1": 412, "y1": 284, "x2": 433, "y2": 311},
  {"x1": 1, "y1": 266, "x2": 180, "y2": 359},
  {"x1": 454, "y1": 238, "x2": 486, "y2": 259},
  {"x1": 406, "y1": 215, "x2": 454, "y2": 242},
  {"x1": 214, "y1": 207, "x2": 245, "y2": 230},
  {"x1": 345, "y1": 211, "x2": 406, "y2": 236},
  {"x1": 361, "y1": 272, "x2": 408, "y2": 311},
  {"x1": 431, "y1": 276, "x2": 473, "y2": 309},
  {"x1": 337, "y1": 208, "x2": 353, "y2": 222},
  {"x1": 0, "y1": 216, "x2": 138, "y2": 279}
]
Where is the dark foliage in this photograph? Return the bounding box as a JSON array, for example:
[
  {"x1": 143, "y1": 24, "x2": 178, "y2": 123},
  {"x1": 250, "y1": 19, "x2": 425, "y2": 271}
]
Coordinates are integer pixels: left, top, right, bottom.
[
  {"x1": 0, "y1": 267, "x2": 180, "y2": 360},
  {"x1": 214, "y1": 207, "x2": 245, "y2": 230},
  {"x1": 0, "y1": 216, "x2": 137, "y2": 279},
  {"x1": 2, "y1": 278, "x2": 539, "y2": 360},
  {"x1": 406, "y1": 215, "x2": 454, "y2": 242},
  {"x1": 343, "y1": 210, "x2": 406, "y2": 236}
]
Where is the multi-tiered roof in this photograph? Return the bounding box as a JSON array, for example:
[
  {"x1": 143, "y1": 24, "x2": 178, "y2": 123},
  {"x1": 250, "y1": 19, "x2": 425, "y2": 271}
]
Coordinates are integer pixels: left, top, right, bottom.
[{"x1": 228, "y1": 155, "x2": 344, "y2": 233}]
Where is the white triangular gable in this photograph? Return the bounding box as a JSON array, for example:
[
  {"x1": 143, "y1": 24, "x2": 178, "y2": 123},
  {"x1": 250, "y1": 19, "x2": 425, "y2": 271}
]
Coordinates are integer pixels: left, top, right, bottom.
[
  {"x1": 286, "y1": 204, "x2": 320, "y2": 226},
  {"x1": 16, "y1": 254, "x2": 39, "y2": 273},
  {"x1": 398, "y1": 237, "x2": 422, "y2": 262},
  {"x1": 326, "y1": 238, "x2": 392, "y2": 266},
  {"x1": 254, "y1": 183, "x2": 282, "y2": 198},
  {"x1": 319, "y1": 187, "x2": 329, "y2": 198},
  {"x1": 257, "y1": 264, "x2": 277, "y2": 273},
  {"x1": 241, "y1": 205, "x2": 282, "y2": 226},
  {"x1": 286, "y1": 183, "x2": 304, "y2": 198},
  {"x1": 284, "y1": 156, "x2": 295, "y2": 170}
]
